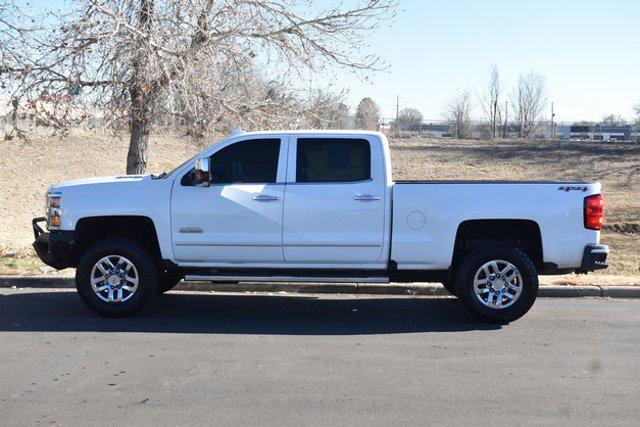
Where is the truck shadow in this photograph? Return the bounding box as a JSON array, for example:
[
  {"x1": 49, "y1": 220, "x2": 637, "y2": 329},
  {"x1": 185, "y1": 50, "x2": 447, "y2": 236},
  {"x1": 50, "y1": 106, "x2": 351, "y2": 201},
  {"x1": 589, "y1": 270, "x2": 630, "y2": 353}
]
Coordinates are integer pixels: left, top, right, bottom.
[{"x1": 0, "y1": 291, "x2": 501, "y2": 334}]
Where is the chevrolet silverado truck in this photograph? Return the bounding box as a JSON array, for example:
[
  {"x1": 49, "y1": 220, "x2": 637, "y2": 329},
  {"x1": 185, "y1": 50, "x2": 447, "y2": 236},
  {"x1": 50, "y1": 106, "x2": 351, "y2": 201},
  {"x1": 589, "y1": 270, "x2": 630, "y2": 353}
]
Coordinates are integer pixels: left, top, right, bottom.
[{"x1": 33, "y1": 130, "x2": 608, "y2": 322}]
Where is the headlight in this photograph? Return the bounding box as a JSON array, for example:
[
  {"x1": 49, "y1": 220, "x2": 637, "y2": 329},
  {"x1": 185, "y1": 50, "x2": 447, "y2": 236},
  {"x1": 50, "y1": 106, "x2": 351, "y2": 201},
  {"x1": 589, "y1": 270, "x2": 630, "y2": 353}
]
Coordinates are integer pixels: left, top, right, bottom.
[{"x1": 46, "y1": 192, "x2": 62, "y2": 229}]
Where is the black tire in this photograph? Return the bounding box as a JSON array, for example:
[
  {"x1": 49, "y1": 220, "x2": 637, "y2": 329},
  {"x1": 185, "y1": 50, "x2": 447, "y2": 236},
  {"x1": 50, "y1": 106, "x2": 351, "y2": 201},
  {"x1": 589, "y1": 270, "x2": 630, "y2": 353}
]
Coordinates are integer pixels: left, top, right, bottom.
[
  {"x1": 157, "y1": 271, "x2": 184, "y2": 294},
  {"x1": 75, "y1": 238, "x2": 159, "y2": 317},
  {"x1": 454, "y1": 243, "x2": 538, "y2": 323}
]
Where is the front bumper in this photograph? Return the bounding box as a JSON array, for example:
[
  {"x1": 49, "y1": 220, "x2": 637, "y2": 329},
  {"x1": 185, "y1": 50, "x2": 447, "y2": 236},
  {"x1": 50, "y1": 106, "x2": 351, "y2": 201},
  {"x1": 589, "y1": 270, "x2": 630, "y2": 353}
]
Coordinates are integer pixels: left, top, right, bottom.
[
  {"x1": 576, "y1": 244, "x2": 609, "y2": 274},
  {"x1": 32, "y1": 217, "x2": 77, "y2": 270}
]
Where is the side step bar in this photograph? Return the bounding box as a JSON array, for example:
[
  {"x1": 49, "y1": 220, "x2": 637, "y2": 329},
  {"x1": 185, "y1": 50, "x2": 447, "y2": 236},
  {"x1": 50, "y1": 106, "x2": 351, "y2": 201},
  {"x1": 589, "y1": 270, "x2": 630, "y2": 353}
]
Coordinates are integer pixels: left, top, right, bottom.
[{"x1": 183, "y1": 275, "x2": 390, "y2": 284}]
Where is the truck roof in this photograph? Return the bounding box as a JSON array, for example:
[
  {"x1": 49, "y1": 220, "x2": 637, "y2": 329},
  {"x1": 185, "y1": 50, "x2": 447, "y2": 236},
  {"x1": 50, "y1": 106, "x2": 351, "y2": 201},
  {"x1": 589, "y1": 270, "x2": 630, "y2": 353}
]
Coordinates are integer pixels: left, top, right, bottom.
[{"x1": 228, "y1": 129, "x2": 385, "y2": 138}]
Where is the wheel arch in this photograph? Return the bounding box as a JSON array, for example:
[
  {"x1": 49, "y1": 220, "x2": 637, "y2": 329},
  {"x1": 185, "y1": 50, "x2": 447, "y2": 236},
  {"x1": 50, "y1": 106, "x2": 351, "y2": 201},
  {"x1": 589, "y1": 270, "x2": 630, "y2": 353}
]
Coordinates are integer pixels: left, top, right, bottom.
[
  {"x1": 73, "y1": 215, "x2": 162, "y2": 267},
  {"x1": 451, "y1": 219, "x2": 543, "y2": 272}
]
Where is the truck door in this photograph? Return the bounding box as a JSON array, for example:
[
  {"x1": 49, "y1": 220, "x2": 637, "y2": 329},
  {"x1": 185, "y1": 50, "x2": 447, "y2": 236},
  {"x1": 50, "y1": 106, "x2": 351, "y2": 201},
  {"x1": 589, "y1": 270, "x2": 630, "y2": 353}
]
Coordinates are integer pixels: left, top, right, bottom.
[
  {"x1": 282, "y1": 136, "x2": 386, "y2": 265},
  {"x1": 171, "y1": 137, "x2": 287, "y2": 264}
]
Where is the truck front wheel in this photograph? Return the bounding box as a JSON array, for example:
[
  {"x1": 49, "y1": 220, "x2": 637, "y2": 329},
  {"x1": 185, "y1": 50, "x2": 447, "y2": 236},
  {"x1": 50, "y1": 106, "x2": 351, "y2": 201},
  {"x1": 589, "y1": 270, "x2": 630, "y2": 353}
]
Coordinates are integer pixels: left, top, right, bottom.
[
  {"x1": 75, "y1": 238, "x2": 159, "y2": 316},
  {"x1": 454, "y1": 244, "x2": 538, "y2": 323}
]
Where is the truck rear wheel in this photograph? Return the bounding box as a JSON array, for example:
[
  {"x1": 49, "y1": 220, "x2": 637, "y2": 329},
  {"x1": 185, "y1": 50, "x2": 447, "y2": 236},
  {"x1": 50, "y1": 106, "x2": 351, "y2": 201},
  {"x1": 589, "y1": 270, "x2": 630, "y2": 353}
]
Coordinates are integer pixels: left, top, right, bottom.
[
  {"x1": 75, "y1": 238, "x2": 158, "y2": 317},
  {"x1": 454, "y1": 244, "x2": 538, "y2": 323}
]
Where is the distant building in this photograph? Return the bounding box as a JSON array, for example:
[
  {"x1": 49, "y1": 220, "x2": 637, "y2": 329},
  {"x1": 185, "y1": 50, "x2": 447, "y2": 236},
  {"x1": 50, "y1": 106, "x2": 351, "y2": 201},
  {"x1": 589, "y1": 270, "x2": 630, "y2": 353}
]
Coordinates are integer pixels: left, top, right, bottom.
[
  {"x1": 503, "y1": 125, "x2": 522, "y2": 138},
  {"x1": 393, "y1": 122, "x2": 452, "y2": 137},
  {"x1": 418, "y1": 123, "x2": 450, "y2": 137},
  {"x1": 384, "y1": 117, "x2": 637, "y2": 142},
  {"x1": 556, "y1": 124, "x2": 632, "y2": 142}
]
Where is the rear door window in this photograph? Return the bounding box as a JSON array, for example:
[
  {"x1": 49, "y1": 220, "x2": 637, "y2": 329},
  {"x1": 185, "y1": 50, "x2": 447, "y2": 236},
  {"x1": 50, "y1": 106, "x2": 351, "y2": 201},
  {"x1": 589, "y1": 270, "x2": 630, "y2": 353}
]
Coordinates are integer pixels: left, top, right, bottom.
[{"x1": 296, "y1": 138, "x2": 370, "y2": 183}]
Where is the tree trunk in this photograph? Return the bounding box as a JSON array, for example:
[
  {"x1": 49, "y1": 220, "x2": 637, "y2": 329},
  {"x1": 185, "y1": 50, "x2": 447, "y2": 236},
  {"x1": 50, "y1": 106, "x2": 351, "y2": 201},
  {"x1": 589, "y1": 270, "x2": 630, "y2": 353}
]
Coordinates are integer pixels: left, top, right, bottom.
[
  {"x1": 10, "y1": 98, "x2": 18, "y2": 130},
  {"x1": 126, "y1": 87, "x2": 152, "y2": 174},
  {"x1": 126, "y1": 0, "x2": 154, "y2": 175},
  {"x1": 127, "y1": 118, "x2": 150, "y2": 174},
  {"x1": 492, "y1": 99, "x2": 498, "y2": 138}
]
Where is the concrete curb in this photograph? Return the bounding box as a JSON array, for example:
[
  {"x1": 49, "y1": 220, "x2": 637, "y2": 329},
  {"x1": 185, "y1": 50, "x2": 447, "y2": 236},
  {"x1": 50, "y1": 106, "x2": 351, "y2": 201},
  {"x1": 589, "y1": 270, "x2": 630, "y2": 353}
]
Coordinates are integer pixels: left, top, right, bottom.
[
  {"x1": 538, "y1": 286, "x2": 602, "y2": 298},
  {"x1": 0, "y1": 276, "x2": 77, "y2": 289},
  {"x1": 600, "y1": 286, "x2": 640, "y2": 298},
  {"x1": 1, "y1": 276, "x2": 640, "y2": 298}
]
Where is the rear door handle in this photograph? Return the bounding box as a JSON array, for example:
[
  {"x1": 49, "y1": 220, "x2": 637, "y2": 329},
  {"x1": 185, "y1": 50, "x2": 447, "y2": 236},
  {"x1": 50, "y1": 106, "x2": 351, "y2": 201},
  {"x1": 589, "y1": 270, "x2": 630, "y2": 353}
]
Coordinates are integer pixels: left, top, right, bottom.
[
  {"x1": 253, "y1": 194, "x2": 280, "y2": 202},
  {"x1": 353, "y1": 194, "x2": 381, "y2": 201}
]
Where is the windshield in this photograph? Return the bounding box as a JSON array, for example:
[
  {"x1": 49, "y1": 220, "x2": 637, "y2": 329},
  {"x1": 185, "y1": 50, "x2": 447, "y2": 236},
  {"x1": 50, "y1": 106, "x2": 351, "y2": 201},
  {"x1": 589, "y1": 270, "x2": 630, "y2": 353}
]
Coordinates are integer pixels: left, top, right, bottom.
[
  {"x1": 154, "y1": 137, "x2": 230, "y2": 179},
  {"x1": 154, "y1": 153, "x2": 200, "y2": 179}
]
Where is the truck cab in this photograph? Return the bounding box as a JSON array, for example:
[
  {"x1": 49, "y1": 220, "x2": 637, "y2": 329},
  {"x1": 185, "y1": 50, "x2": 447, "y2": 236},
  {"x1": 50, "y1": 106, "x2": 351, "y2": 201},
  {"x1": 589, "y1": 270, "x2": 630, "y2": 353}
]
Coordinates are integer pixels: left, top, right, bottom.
[
  {"x1": 33, "y1": 130, "x2": 608, "y2": 322},
  {"x1": 173, "y1": 132, "x2": 391, "y2": 269}
]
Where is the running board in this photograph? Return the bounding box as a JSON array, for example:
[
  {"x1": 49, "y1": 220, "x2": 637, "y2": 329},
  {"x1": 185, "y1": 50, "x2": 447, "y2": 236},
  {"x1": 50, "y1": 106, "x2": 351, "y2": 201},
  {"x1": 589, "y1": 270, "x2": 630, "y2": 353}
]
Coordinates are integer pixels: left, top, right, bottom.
[{"x1": 183, "y1": 275, "x2": 390, "y2": 284}]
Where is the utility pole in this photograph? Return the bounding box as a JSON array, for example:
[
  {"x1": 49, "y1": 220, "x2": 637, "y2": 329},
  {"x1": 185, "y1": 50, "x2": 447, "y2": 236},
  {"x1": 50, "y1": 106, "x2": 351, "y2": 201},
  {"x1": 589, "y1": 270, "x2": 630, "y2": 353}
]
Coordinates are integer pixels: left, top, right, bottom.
[
  {"x1": 395, "y1": 95, "x2": 400, "y2": 133},
  {"x1": 551, "y1": 102, "x2": 555, "y2": 141}
]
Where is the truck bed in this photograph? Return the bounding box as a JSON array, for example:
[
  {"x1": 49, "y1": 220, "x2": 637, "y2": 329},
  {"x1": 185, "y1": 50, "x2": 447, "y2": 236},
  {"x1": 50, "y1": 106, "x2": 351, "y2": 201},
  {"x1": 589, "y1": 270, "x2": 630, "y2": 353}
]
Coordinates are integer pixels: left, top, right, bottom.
[{"x1": 390, "y1": 181, "x2": 601, "y2": 270}]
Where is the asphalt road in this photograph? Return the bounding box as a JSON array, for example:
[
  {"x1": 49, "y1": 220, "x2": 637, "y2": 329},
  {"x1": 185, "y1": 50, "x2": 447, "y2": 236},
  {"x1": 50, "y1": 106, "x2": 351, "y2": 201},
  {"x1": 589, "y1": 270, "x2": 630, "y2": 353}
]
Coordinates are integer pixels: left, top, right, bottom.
[{"x1": 1, "y1": 289, "x2": 639, "y2": 426}]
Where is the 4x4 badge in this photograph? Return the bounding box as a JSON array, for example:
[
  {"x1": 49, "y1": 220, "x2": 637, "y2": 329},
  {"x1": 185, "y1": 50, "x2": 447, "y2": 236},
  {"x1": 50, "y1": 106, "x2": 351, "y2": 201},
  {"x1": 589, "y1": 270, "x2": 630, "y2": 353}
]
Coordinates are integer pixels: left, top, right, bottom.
[{"x1": 558, "y1": 186, "x2": 588, "y2": 192}]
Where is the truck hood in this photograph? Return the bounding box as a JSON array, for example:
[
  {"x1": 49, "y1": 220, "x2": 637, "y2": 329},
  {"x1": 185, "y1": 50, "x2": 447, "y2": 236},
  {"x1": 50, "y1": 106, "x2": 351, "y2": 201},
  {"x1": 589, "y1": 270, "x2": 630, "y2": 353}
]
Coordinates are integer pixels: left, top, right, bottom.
[{"x1": 49, "y1": 175, "x2": 151, "y2": 190}]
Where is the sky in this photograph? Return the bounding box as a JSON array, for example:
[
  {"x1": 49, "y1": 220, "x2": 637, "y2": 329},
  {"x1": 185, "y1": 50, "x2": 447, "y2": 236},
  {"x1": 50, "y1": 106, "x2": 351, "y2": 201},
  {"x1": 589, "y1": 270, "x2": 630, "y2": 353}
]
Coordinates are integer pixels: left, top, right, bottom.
[
  {"x1": 327, "y1": 0, "x2": 640, "y2": 122},
  {"x1": 19, "y1": 0, "x2": 640, "y2": 123}
]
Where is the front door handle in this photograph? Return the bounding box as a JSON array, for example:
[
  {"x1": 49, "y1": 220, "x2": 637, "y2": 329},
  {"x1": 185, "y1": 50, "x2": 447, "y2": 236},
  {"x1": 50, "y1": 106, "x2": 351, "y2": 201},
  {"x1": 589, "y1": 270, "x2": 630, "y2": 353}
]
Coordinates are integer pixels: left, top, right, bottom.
[
  {"x1": 353, "y1": 194, "x2": 381, "y2": 201},
  {"x1": 253, "y1": 194, "x2": 280, "y2": 202}
]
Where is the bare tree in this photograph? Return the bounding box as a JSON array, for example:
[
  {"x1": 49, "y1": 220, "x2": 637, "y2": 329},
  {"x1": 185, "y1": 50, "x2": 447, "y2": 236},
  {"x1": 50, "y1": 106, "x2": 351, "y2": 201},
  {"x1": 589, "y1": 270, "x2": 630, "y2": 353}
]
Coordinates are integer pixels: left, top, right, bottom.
[
  {"x1": 175, "y1": 62, "x2": 324, "y2": 139},
  {"x1": 480, "y1": 65, "x2": 502, "y2": 138},
  {"x1": 307, "y1": 89, "x2": 352, "y2": 129},
  {"x1": 0, "y1": 1, "x2": 27, "y2": 78},
  {"x1": 397, "y1": 107, "x2": 423, "y2": 130},
  {"x1": 354, "y1": 97, "x2": 380, "y2": 130},
  {"x1": 2, "y1": 0, "x2": 398, "y2": 173},
  {"x1": 511, "y1": 71, "x2": 548, "y2": 138},
  {"x1": 601, "y1": 114, "x2": 628, "y2": 125},
  {"x1": 0, "y1": 1, "x2": 37, "y2": 139},
  {"x1": 445, "y1": 90, "x2": 473, "y2": 139},
  {"x1": 630, "y1": 103, "x2": 640, "y2": 142}
]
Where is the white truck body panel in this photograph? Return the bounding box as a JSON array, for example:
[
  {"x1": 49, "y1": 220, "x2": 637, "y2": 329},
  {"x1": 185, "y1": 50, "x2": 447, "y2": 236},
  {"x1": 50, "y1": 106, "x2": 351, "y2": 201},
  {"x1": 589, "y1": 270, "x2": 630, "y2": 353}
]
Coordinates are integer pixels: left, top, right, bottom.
[
  {"x1": 47, "y1": 130, "x2": 602, "y2": 272},
  {"x1": 50, "y1": 176, "x2": 175, "y2": 261},
  {"x1": 172, "y1": 183, "x2": 287, "y2": 263},
  {"x1": 281, "y1": 133, "x2": 389, "y2": 266},
  {"x1": 170, "y1": 134, "x2": 290, "y2": 264},
  {"x1": 391, "y1": 182, "x2": 600, "y2": 270}
]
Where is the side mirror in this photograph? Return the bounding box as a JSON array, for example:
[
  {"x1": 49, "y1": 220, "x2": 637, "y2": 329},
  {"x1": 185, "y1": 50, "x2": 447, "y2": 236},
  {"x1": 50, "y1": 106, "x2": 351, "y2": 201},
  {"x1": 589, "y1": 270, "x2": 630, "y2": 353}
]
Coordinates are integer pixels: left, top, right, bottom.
[{"x1": 194, "y1": 157, "x2": 211, "y2": 187}]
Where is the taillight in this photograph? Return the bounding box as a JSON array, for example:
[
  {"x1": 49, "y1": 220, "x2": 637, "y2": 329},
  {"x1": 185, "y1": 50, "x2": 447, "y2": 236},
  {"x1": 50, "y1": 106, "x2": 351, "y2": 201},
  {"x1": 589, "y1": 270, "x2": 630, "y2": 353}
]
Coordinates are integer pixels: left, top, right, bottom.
[{"x1": 584, "y1": 194, "x2": 604, "y2": 230}]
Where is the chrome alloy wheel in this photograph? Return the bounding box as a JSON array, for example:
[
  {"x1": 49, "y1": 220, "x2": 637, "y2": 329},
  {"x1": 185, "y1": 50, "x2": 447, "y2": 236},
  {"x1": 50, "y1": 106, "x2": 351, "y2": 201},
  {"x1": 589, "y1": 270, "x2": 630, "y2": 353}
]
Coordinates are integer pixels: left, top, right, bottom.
[
  {"x1": 90, "y1": 255, "x2": 139, "y2": 303},
  {"x1": 473, "y1": 260, "x2": 523, "y2": 309}
]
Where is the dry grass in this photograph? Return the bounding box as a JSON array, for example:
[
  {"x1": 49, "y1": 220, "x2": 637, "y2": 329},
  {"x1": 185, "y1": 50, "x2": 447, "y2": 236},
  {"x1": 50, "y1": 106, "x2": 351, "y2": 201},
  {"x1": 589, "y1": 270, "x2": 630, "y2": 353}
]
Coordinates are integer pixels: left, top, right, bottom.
[
  {"x1": 1, "y1": 131, "x2": 638, "y2": 280},
  {"x1": 390, "y1": 136, "x2": 640, "y2": 224}
]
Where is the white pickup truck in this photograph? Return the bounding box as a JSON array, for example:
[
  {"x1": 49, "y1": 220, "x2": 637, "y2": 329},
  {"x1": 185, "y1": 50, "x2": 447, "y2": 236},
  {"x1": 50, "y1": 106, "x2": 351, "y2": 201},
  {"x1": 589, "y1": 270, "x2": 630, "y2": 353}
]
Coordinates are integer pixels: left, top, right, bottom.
[{"x1": 33, "y1": 130, "x2": 608, "y2": 322}]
